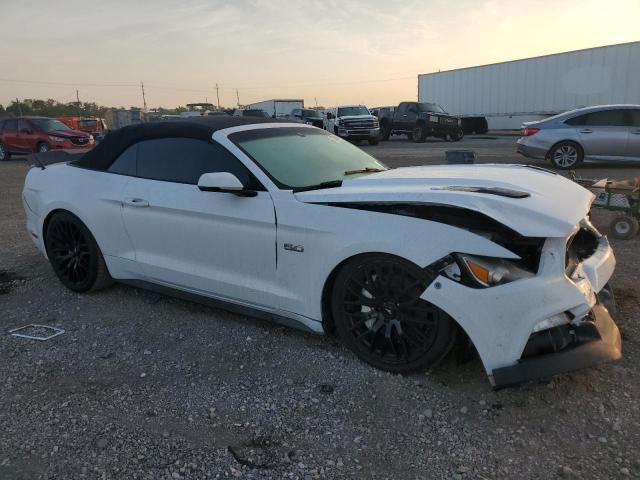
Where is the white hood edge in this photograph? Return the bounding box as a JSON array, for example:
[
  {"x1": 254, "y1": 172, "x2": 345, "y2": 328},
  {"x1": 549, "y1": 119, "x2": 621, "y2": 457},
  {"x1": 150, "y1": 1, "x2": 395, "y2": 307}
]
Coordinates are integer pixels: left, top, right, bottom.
[{"x1": 295, "y1": 164, "x2": 594, "y2": 238}]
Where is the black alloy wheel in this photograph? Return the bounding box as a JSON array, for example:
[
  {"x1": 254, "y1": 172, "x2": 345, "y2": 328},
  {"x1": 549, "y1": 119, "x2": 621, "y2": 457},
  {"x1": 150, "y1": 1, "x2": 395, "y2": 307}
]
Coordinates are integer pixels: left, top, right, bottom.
[
  {"x1": 412, "y1": 125, "x2": 426, "y2": 143},
  {"x1": 450, "y1": 127, "x2": 464, "y2": 142},
  {"x1": 332, "y1": 254, "x2": 457, "y2": 372},
  {"x1": 45, "y1": 212, "x2": 112, "y2": 292}
]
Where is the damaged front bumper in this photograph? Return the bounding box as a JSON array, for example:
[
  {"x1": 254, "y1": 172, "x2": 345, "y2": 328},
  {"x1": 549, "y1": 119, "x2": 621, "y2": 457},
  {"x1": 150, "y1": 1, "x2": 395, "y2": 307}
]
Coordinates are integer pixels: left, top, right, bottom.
[
  {"x1": 421, "y1": 221, "x2": 622, "y2": 387},
  {"x1": 491, "y1": 302, "x2": 621, "y2": 388}
]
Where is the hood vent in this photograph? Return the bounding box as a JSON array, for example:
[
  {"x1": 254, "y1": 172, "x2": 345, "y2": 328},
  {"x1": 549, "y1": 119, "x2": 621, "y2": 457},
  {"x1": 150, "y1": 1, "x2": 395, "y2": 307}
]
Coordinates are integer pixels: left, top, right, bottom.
[{"x1": 431, "y1": 186, "x2": 530, "y2": 199}]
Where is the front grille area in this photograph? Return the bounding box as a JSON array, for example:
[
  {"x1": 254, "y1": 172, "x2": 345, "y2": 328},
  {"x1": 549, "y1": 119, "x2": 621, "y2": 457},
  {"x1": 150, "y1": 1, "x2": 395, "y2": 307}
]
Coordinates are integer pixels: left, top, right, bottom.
[
  {"x1": 342, "y1": 119, "x2": 377, "y2": 130},
  {"x1": 440, "y1": 117, "x2": 458, "y2": 125},
  {"x1": 70, "y1": 137, "x2": 89, "y2": 146}
]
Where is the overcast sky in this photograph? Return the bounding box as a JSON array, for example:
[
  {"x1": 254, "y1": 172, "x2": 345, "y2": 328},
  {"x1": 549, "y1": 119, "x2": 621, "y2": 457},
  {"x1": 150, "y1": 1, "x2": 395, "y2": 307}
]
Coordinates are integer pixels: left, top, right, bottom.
[{"x1": 1, "y1": 0, "x2": 638, "y2": 109}]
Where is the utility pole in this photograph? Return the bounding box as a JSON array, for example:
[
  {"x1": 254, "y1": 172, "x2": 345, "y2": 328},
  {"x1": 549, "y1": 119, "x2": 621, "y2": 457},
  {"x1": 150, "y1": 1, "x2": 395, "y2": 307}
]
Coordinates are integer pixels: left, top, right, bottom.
[
  {"x1": 236, "y1": 89, "x2": 240, "y2": 108},
  {"x1": 215, "y1": 83, "x2": 220, "y2": 110},
  {"x1": 15, "y1": 97, "x2": 22, "y2": 116},
  {"x1": 314, "y1": 97, "x2": 318, "y2": 108},
  {"x1": 140, "y1": 81, "x2": 147, "y2": 111},
  {"x1": 76, "y1": 90, "x2": 82, "y2": 117}
]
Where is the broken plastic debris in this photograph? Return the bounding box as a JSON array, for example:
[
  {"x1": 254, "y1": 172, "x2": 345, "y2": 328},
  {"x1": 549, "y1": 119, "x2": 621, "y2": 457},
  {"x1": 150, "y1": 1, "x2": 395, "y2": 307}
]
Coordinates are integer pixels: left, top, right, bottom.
[{"x1": 9, "y1": 324, "x2": 64, "y2": 341}]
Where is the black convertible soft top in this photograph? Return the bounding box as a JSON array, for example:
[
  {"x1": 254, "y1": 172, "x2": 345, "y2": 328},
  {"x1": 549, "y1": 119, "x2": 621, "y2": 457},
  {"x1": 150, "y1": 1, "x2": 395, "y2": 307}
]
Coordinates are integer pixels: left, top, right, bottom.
[{"x1": 73, "y1": 116, "x2": 285, "y2": 171}]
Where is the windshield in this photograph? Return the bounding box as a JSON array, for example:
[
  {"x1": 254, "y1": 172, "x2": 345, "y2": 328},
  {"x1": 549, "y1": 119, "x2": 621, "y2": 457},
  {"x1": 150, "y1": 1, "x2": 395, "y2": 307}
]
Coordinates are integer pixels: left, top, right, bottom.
[
  {"x1": 30, "y1": 119, "x2": 71, "y2": 131},
  {"x1": 337, "y1": 106, "x2": 370, "y2": 117},
  {"x1": 417, "y1": 103, "x2": 446, "y2": 113},
  {"x1": 244, "y1": 110, "x2": 270, "y2": 118},
  {"x1": 230, "y1": 127, "x2": 387, "y2": 190},
  {"x1": 301, "y1": 109, "x2": 322, "y2": 118}
]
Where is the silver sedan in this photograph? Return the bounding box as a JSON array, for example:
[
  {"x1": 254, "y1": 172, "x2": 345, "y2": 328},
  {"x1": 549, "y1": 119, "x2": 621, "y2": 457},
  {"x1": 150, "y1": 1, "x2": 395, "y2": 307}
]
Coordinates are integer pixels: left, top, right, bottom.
[{"x1": 517, "y1": 105, "x2": 640, "y2": 169}]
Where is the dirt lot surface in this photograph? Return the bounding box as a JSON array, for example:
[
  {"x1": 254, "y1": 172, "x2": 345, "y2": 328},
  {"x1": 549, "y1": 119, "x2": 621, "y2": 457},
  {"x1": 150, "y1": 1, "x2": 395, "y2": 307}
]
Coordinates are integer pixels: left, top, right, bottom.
[{"x1": 1, "y1": 137, "x2": 639, "y2": 480}]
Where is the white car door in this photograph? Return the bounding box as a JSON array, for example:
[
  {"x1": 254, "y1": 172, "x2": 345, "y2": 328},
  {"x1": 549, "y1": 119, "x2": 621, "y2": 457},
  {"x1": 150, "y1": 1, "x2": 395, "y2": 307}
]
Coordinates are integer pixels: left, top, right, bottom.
[{"x1": 120, "y1": 137, "x2": 278, "y2": 308}]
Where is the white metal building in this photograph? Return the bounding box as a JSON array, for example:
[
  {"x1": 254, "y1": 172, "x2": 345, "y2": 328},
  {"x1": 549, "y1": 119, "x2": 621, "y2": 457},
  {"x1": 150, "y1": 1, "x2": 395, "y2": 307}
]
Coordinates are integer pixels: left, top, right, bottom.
[{"x1": 418, "y1": 41, "x2": 640, "y2": 130}]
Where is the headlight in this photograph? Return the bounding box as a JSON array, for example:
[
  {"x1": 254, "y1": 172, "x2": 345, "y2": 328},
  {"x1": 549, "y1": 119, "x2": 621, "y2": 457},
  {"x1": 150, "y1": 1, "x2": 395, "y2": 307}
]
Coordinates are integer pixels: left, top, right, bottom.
[
  {"x1": 89, "y1": 135, "x2": 94, "y2": 142},
  {"x1": 441, "y1": 254, "x2": 535, "y2": 288},
  {"x1": 49, "y1": 135, "x2": 66, "y2": 142}
]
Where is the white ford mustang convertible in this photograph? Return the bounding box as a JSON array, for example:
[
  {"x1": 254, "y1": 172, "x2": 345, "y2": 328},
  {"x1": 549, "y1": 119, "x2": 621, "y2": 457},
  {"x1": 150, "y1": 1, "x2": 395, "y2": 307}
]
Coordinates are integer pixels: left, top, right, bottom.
[{"x1": 22, "y1": 117, "x2": 621, "y2": 387}]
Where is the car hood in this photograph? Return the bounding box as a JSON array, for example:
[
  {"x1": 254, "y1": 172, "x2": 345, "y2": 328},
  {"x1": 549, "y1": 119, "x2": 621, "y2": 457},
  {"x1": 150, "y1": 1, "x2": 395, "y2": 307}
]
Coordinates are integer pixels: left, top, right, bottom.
[
  {"x1": 48, "y1": 129, "x2": 90, "y2": 138},
  {"x1": 294, "y1": 164, "x2": 594, "y2": 238}
]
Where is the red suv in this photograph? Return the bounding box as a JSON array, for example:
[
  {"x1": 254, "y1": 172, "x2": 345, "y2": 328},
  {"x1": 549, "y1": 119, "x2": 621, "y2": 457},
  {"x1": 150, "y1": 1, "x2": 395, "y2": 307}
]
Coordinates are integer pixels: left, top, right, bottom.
[{"x1": 0, "y1": 116, "x2": 94, "y2": 160}]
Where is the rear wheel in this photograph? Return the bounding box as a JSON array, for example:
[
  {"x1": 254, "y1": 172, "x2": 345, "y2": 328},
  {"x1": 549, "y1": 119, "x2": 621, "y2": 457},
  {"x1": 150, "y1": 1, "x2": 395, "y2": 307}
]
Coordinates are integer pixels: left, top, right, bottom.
[
  {"x1": 45, "y1": 212, "x2": 113, "y2": 292},
  {"x1": 332, "y1": 254, "x2": 457, "y2": 373},
  {"x1": 450, "y1": 128, "x2": 464, "y2": 142},
  {"x1": 37, "y1": 142, "x2": 50, "y2": 153},
  {"x1": 0, "y1": 143, "x2": 10, "y2": 161},
  {"x1": 548, "y1": 141, "x2": 582, "y2": 169},
  {"x1": 411, "y1": 124, "x2": 426, "y2": 143},
  {"x1": 609, "y1": 215, "x2": 639, "y2": 240}
]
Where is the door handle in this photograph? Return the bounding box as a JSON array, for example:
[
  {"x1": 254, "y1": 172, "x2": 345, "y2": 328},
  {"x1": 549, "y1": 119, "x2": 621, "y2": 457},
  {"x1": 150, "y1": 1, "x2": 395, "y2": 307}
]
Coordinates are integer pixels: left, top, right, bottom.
[
  {"x1": 580, "y1": 129, "x2": 593, "y2": 134},
  {"x1": 124, "y1": 198, "x2": 149, "y2": 207}
]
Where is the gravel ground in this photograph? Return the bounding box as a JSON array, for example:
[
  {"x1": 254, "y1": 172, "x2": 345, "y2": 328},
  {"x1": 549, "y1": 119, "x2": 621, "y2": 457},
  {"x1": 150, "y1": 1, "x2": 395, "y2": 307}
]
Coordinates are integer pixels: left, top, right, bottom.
[{"x1": 1, "y1": 138, "x2": 639, "y2": 479}]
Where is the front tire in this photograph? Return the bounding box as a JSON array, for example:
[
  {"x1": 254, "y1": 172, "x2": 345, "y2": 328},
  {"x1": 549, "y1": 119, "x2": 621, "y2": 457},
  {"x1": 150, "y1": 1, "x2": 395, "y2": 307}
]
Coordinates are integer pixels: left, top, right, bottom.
[
  {"x1": 548, "y1": 141, "x2": 582, "y2": 169},
  {"x1": 379, "y1": 122, "x2": 391, "y2": 141},
  {"x1": 331, "y1": 254, "x2": 457, "y2": 373},
  {"x1": 45, "y1": 212, "x2": 113, "y2": 292},
  {"x1": 450, "y1": 128, "x2": 464, "y2": 142},
  {"x1": 37, "y1": 142, "x2": 50, "y2": 153},
  {"x1": 411, "y1": 124, "x2": 426, "y2": 143},
  {"x1": 0, "y1": 143, "x2": 10, "y2": 161}
]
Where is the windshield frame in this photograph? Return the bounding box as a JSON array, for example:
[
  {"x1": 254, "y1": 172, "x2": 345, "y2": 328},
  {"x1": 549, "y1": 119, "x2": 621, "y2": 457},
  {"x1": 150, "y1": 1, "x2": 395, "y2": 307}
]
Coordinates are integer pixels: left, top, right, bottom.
[{"x1": 228, "y1": 126, "x2": 388, "y2": 191}]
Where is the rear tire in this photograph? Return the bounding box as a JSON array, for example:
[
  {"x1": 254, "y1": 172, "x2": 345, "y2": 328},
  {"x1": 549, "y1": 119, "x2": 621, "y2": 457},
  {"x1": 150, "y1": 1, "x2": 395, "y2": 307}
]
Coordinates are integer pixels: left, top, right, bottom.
[
  {"x1": 609, "y1": 215, "x2": 639, "y2": 240},
  {"x1": 0, "y1": 143, "x2": 10, "y2": 161},
  {"x1": 45, "y1": 211, "x2": 113, "y2": 292},
  {"x1": 331, "y1": 254, "x2": 457, "y2": 373},
  {"x1": 548, "y1": 141, "x2": 583, "y2": 170}
]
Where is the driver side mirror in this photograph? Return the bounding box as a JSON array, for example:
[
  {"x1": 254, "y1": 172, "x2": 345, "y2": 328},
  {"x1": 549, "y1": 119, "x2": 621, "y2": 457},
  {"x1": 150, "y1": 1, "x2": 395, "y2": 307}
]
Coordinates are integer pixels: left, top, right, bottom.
[{"x1": 197, "y1": 172, "x2": 257, "y2": 197}]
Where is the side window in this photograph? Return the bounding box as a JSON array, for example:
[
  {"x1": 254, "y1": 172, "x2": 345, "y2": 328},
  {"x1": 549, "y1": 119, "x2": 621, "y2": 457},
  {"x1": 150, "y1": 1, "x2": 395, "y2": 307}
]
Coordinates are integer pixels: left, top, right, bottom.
[
  {"x1": 565, "y1": 114, "x2": 587, "y2": 126},
  {"x1": 630, "y1": 110, "x2": 640, "y2": 127},
  {"x1": 582, "y1": 109, "x2": 627, "y2": 126},
  {"x1": 18, "y1": 119, "x2": 31, "y2": 131},
  {"x1": 5, "y1": 119, "x2": 17, "y2": 130},
  {"x1": 137, "y1": 137, "x2": 254, "y2": 186},
  {"x1": 396, "y1": 103, "x2": 407, "y2": 115},
  {"x1": 108, "y1": 144, "x2": 138, "y2": 176}
]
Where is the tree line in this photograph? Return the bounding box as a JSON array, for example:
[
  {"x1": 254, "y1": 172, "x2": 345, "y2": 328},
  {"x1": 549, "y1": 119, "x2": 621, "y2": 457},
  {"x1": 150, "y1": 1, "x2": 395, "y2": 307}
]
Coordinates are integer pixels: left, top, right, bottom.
[{"x1": 0, "y1": 99, "x2": 188, "y2": 118}]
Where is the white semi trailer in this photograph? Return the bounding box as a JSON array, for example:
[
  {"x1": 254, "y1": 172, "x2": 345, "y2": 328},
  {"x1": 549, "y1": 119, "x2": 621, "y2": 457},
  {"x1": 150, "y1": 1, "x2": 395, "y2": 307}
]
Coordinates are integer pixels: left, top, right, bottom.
[
  {"x1": 247, "y1": 99, "x2": 304, "y2": 118},
  {"x1": 418, "y1": 41, "x2": 640, "y2": 130}
]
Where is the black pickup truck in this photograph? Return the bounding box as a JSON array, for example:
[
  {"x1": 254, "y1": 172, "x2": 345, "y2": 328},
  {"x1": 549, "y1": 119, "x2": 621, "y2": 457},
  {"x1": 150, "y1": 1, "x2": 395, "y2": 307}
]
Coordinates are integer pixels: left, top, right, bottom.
[{"x1": 378, "y1": 102, "x2": 463, "y2": 142}]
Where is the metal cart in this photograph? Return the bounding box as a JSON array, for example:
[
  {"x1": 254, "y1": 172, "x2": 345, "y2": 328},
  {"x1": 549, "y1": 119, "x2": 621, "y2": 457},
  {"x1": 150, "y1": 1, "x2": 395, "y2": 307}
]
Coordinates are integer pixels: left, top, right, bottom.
[{"x1": 570, "y1": 175, "x2": 640, "y2": 240}]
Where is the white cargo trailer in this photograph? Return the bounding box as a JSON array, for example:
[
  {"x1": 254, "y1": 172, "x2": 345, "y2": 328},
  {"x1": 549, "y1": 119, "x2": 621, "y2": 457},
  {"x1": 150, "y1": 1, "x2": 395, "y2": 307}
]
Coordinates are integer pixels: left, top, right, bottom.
[
  {"x1": 247, "y1": 99, "x2": 304, "y2": 118},
  {"x1": 418, "y1": 41, "x2": 640, "y2": 130}
]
